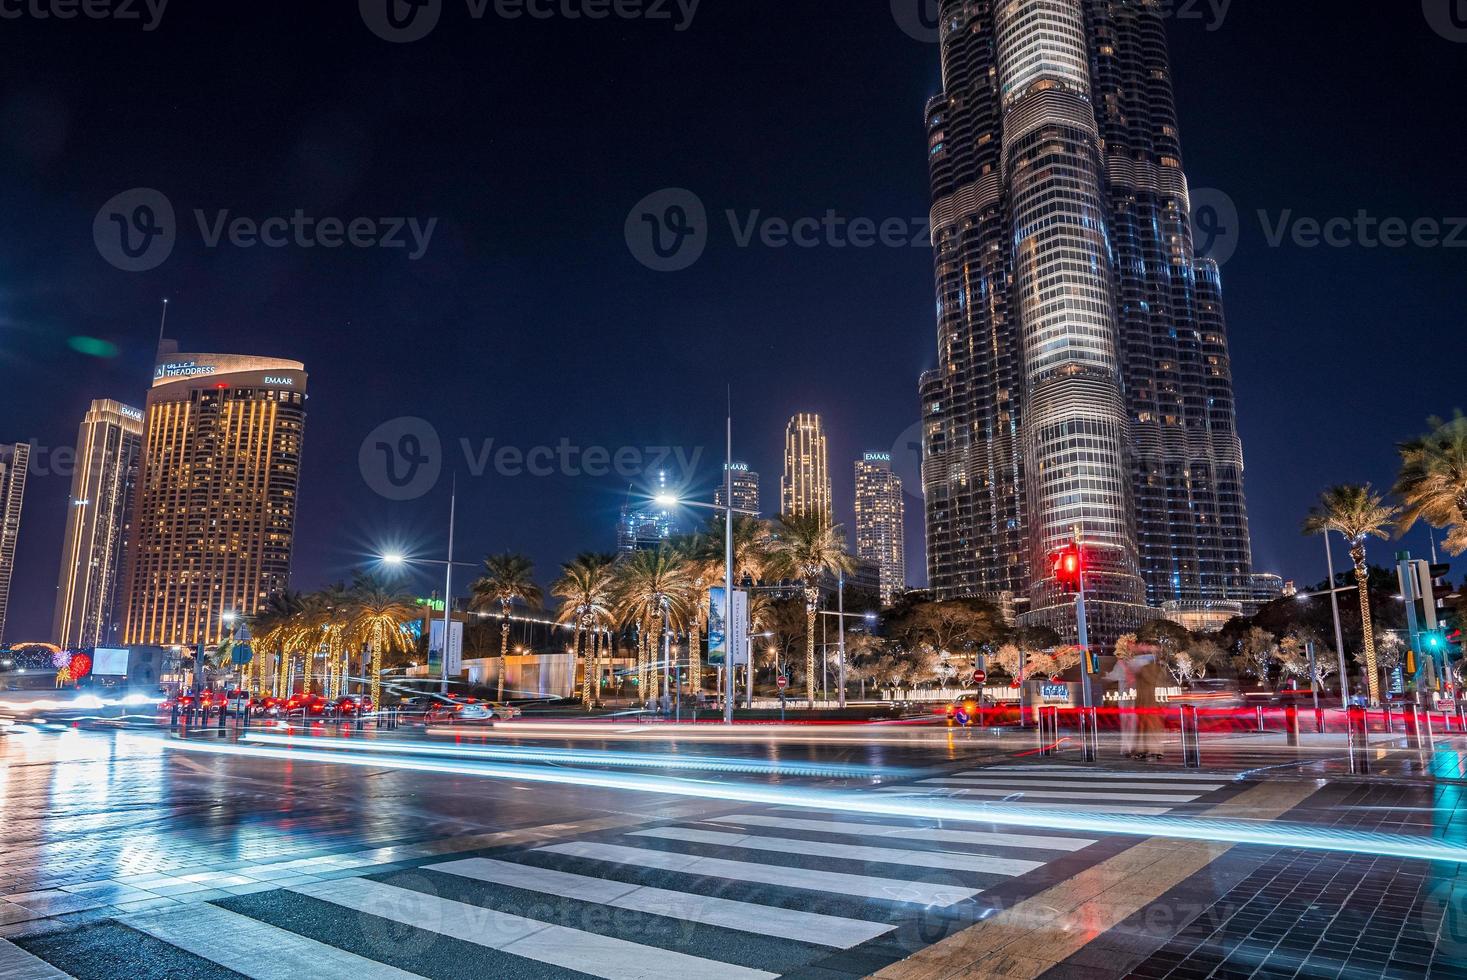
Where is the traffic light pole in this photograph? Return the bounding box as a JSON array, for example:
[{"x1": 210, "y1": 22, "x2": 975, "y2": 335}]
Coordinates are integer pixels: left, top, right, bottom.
[{"x1": 1076, "y1": 567, "x2": 1092, "y2": 713}]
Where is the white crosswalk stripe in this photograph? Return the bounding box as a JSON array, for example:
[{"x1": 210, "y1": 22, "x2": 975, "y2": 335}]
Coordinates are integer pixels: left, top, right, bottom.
[
  {"x1": 869, "y1": 787, "x2": 1175, "y2": 814},
  {"x1": 0, "y1": 938, "x2": 71, "y2": 980},
  {"x1": 711, "y1": 813, "x2": 1097, "y2": 852},
  {"x1": 290, "y1": 877, "x2": 777, "y2": 980},
  {"x1": 918, "y1": 777, "x2": 1226, "y2": 792},
  {"x1": 427, "y1": 856, "x2": 895, "y2": 949},
  {"x1": 536, "y1": 840, "x2": 980, "y2": 906},
  {"x1": 628, "y1": 825, "x2": 1044, "y2": 876},
  {"x1": 119, "y1": 904, "x2": 423, "y2": 980},
  {"x1": 906, "y1": 785, "x2": 1203, "y2": 803}
]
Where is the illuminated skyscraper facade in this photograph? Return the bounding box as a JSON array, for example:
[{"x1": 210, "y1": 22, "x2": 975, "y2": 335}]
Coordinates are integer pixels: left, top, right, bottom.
[
  {"x1": 780, "y1": 414, "x2": 832, "y2": 527},
  {"x1": 920, "y1": 0, "x2": 1253, "y2": 648},
  {"x1": 714, "y1": 463, "x2": 761, "y2": 516},
  {"x1": 53, "y1": 400, "x2": 144, "y2": 649},
  {"x1": 0, "y1": 442, "x2": 30, "y2": 646},
  {"x1": 854, "y1": 453, "x2": 906, "y2": 605},
  {"x1": 121, "y1": 351, "x2": 308, "y2": 648}
]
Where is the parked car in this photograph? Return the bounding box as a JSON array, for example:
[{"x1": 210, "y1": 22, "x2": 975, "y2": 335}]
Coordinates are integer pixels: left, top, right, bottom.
[{"x1": 334, "y1": 695, "x2": 375, "y2": 716}]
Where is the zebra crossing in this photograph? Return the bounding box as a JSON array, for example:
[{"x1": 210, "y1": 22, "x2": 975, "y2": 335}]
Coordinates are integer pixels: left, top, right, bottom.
[{"x1": 4, "y1": 764, "x2": 1243, "y2": 979}]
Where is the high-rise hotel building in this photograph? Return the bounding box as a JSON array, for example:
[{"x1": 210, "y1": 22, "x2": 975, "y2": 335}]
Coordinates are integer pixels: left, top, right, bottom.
[
  {"x1": 854, "y1": 453, "x2": 906, "y2": 605},
  {"x1": 780, "y1": 414, "x2": 833, "y2": 527},
  {"x1": 121, "y1": 349, "x2": 308, "y2": 648},
  {"x1": 53, "y1": 400, "x2": 144, "y2": 649},
  {"x1": 919, "y1": 0, "x2": 1253, "y2": 648},
  {"x1": 0, "y1": 442, "x2": 30, "y2": 646},
  {"x1": 714, "y1": 463, "x2": 761, "y2": 516}
]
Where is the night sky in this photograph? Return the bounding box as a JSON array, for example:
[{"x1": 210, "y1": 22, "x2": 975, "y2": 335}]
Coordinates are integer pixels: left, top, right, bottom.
[{"x1": 2, "y1": 2, "x2": 1464, "y2": 641}]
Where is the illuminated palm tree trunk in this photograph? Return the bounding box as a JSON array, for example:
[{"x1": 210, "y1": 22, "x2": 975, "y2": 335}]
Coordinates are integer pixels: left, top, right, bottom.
[
  {"x1": 498, "y1": 606, "x2": 512, "y2": 702},
  {"x1": 370, "y1": 641, "x2": 382, "y2": 711},
  {"x1": 1352, "y1": 544, "x2": 1380, "y2": 705},
  {"x1": 804, "y1": 585, "x2": 818, "y2": 706}
]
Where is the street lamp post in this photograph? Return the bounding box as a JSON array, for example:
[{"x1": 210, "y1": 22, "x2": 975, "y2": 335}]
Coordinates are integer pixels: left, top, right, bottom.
[
  {"x1": 1321, "y1": 529, "x2": 1351, "y2": 705},
  {"x1": 655, "y1": 427, "x2": 758, "y2": 726},
  {"x1": 380, "y1": 482, "x2": 474, "y2": 698}
]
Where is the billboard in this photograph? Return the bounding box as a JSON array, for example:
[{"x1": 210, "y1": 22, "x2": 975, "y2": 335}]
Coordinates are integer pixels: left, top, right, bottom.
[
  {"x1": 427, "y1": 619, "x2": 464, "y2": 677},
  {"x1": 708, "y1": 588, "x2": 748, "y2": 667},
  {"x1": 93, "y1": 648, "x2": 131, "y2": 677}
]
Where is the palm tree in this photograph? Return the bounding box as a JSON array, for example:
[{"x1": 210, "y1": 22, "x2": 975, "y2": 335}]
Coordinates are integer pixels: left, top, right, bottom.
[
  {"x1": 255, "y1": 590, "x2": 306, "y2": 696},
  {"x1": 1394, "y1": 412, "x2": 1467, "y2": 556},
  {"x1": 1303, "y1": 485, "x2": 1399, "y2": 705},
  {"x1": 765, "y1": 514, "x2": 856, "y2": 705},
  {"x1": 345, "y1": 576, "x2": 418, "y2": 710},
  {"x1": 471, "y1": 553, "x2": 543, "y2": 701},
  {"x1": 553, "y1": 554, "x2": 616, "y2": 708},
  {"x1": 612, "y1": 547, "x2": 694, "y2": 703}
]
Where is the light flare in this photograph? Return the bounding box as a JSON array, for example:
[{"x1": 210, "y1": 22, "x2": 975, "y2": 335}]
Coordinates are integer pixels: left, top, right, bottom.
[{"x1": 159, "y1": 736, "x2": 1467, "y2": 866}]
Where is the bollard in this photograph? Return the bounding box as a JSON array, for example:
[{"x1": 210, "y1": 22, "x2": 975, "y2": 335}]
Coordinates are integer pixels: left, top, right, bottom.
[
  {"x1": 1257, "y1": 705, "x2": 1266, "y2": 734},
  {"x1": 217, "y1": 704, "x2": 227, "y2": 733},
  {"x1": 1180, "y1": 705, "x2": 1202, "y2": 769},
  {"x1": 1403, "y1": 705, "x2": 1421, "y2": 750},
  {"x1": 170, "y1": 701, "x2": 179, "y2": 730},
  {"x1": 1348, "y1": 705, "x2": 1371, "y2": 775},
  {"x1": 1285, "y1": 703, "x2": 1300, "y2": 747}
]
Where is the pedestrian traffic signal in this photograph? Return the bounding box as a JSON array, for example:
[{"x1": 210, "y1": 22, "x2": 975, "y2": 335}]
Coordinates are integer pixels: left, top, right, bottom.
[
  {"x1": 1082, "y1": 648, "x2": 1101, "y2": 675},
  {"x1": 1052, "y1": 545, "x2": 1084, "y2": 593}
]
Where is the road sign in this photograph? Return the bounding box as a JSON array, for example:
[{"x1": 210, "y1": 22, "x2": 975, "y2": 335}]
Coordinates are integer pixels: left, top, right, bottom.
[
  {"x1": 777, "y1": 674, "x2": 789, "y2": 690},
  {"x1": 971, "y1": 669, "x2": 987, "y2": 685}
]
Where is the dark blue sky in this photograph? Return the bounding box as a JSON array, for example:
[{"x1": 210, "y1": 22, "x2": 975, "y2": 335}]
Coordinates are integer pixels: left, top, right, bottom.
[{"x1": 2, "y1": 3, "x2": 1464, "y2": 640}]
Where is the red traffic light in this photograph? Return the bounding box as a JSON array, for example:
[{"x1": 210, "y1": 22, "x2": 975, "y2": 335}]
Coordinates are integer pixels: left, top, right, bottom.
[{"x1": 1052, "y1": 545, "x2": 1084, "y2": 591}]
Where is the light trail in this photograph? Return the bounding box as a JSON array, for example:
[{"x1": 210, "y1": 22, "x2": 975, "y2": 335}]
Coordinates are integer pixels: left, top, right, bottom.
[
  {"x1": 471, "y1": 721, "x2": 981, "y2": 746},
  {"x1": 241, "y1": 733, "x2": 914, "y2": 779},
  {"x1": 161, "y1": 736, "x2": 1467, "y2": 866}
]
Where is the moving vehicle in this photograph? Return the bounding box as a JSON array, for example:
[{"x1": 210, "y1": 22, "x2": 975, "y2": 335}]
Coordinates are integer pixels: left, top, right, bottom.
[
  {"x1": 1169, "y1": 679, "x2": 1246, "y2": 708},
  {"x1": 943, "y1": 693, "x2": 986, "y2": 727}
]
